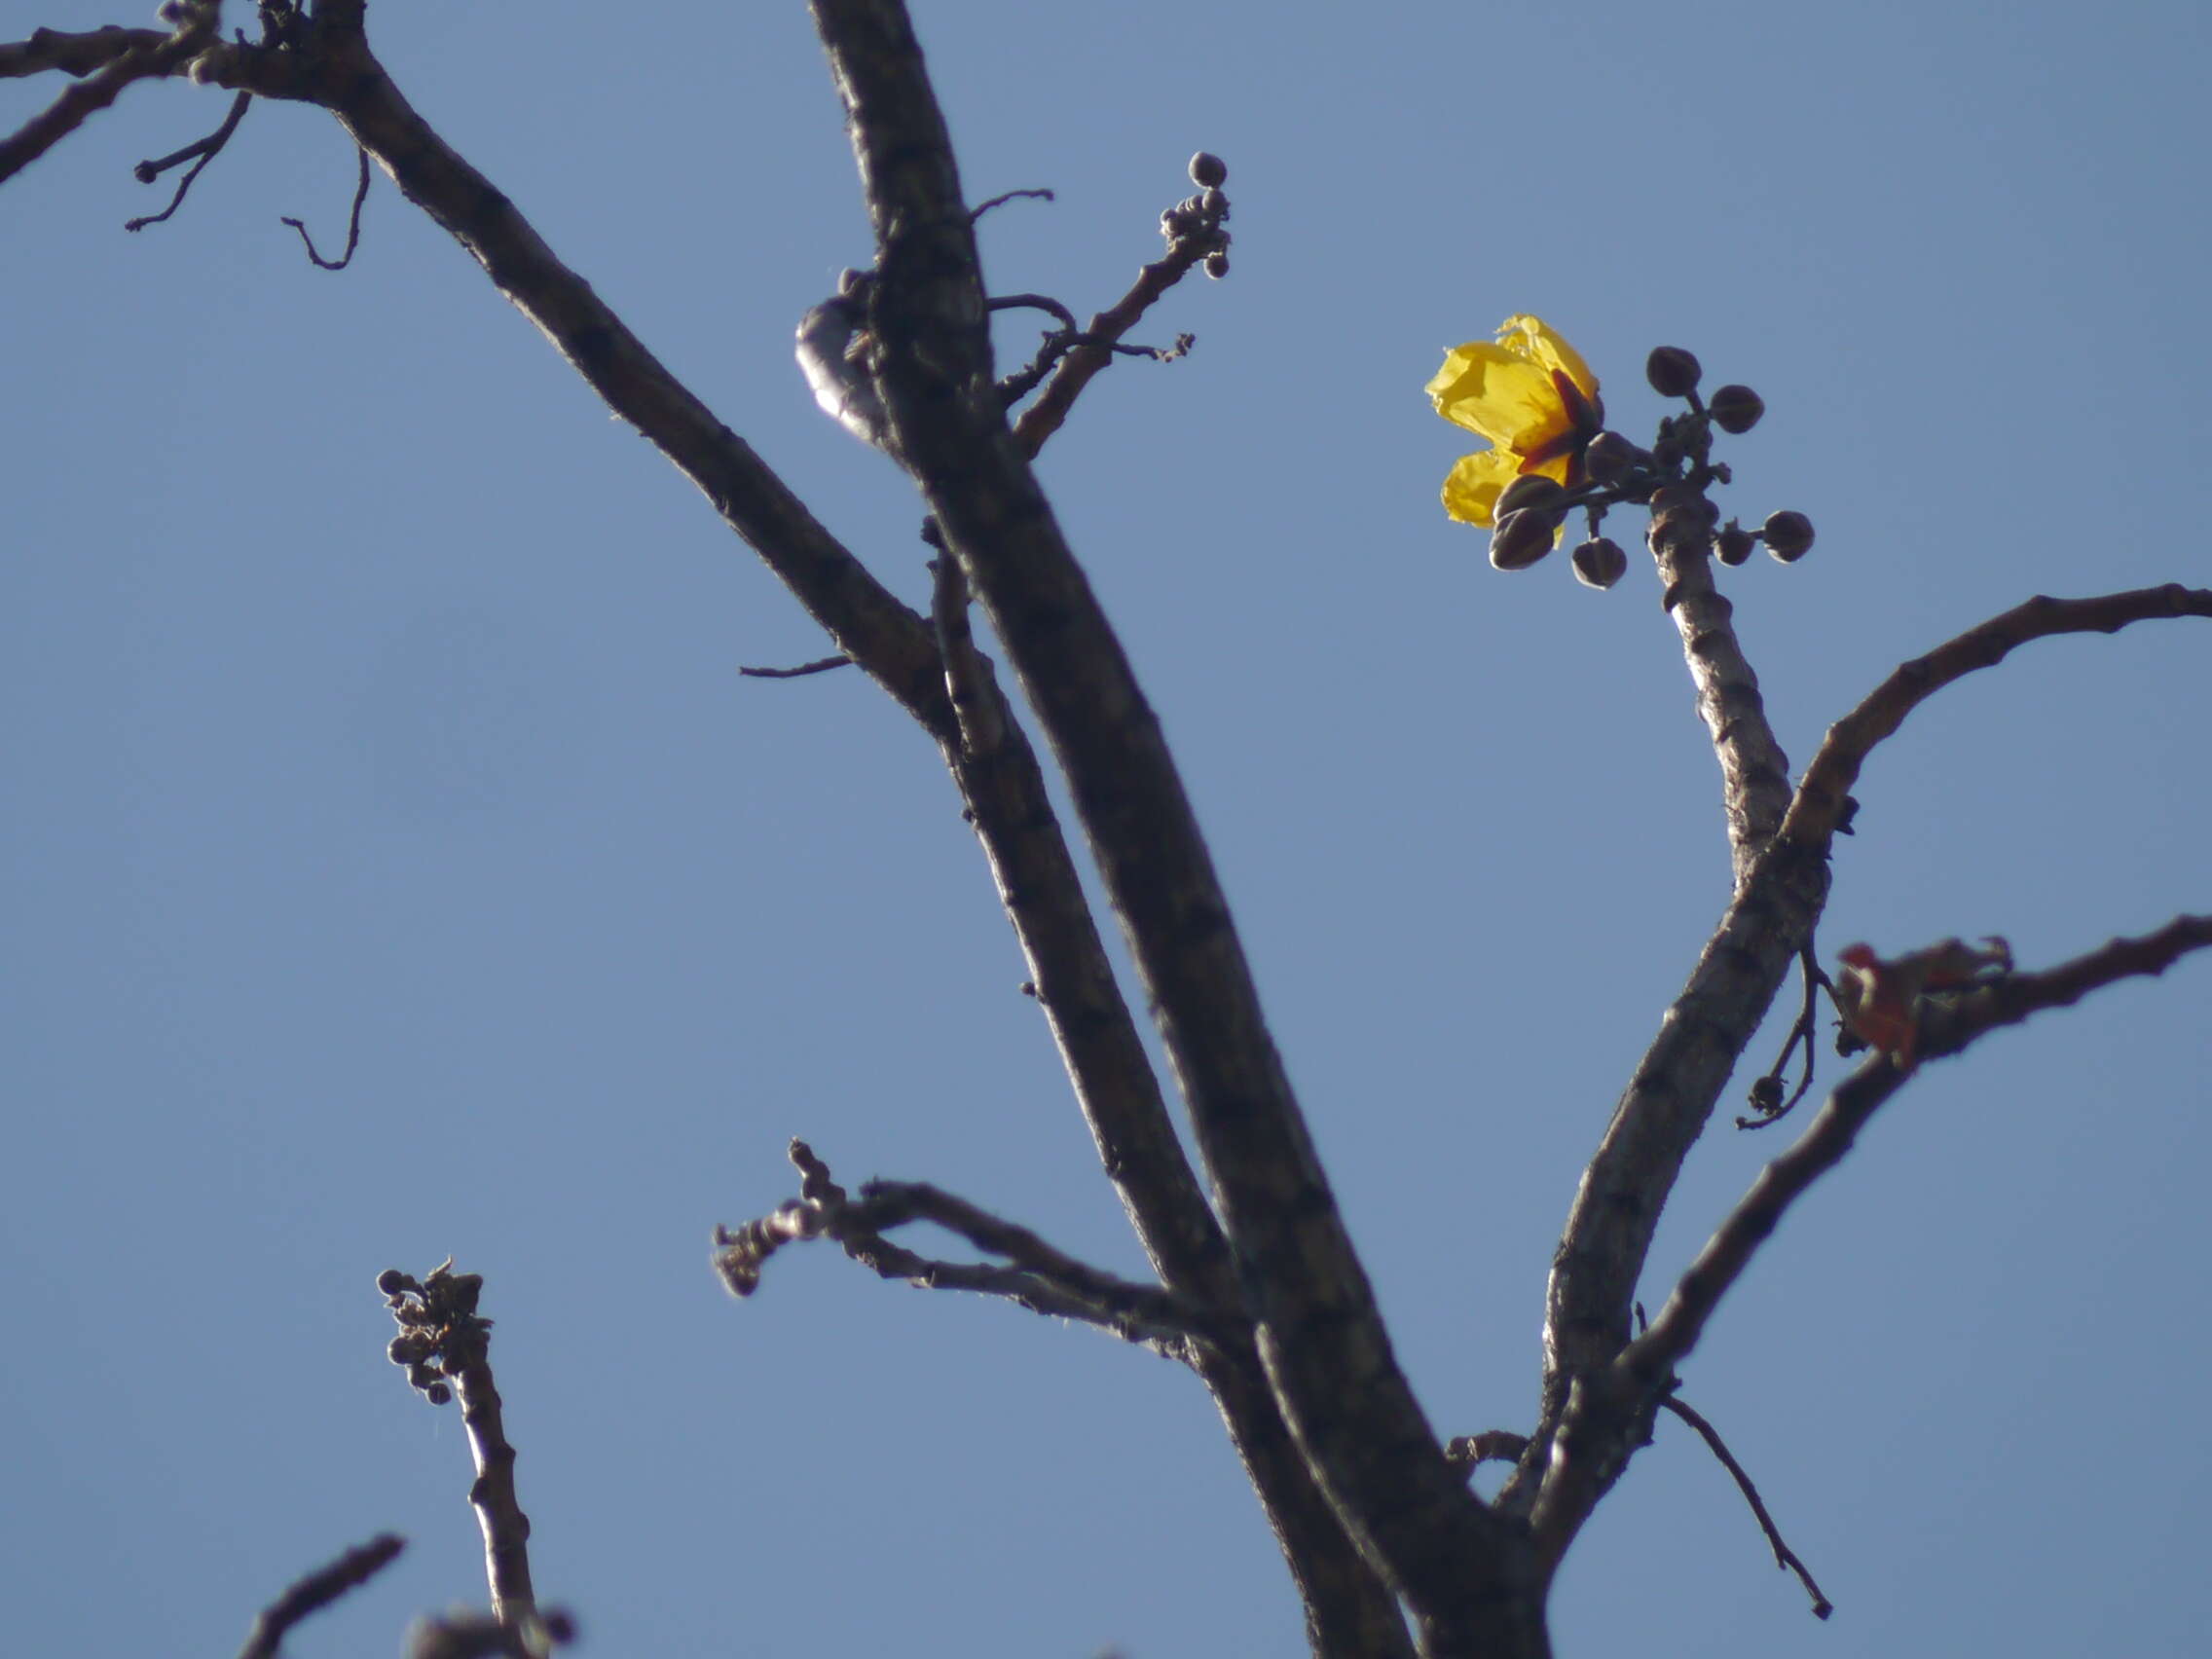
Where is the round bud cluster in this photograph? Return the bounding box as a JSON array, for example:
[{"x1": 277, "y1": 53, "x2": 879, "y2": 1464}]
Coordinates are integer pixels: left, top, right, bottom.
[
  {"x1": 1645, "y1": 347, "x2": 1703, "y2": 398},
  {"x1": 1761, "y1": 510, "x2": 1815, "y2": 561},
  {"x1": 1709, "y1": 385, "x2": 1765, "y2": 434}
]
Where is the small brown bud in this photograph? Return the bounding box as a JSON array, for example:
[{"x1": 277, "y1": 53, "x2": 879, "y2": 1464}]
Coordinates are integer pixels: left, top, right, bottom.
[
  {"x1": 377, "y1": 1269, "x2": 408, "y2": 1298},
  {"x1": 1583, "y1": 430, "x2": 1648, "y2": 487},
  {"x1": 1709, "y1": 384, "x2": 1765, "y2": 433},
  {"x1": 424, "y1": 1382, "x2": 453, "y2": 1407},
  {"x1": 1203, "y1": 249, "x2": 1229, "y2": 279},
  {"x1": 1645, "y1": 346, "x2": 1703, "y2": 398},
  {"x1": 1714, "y1": 520, "x2": 1755, "y2": 566},
  {"x1": 1570, "y1": 537, "x2": 1629, "y2": 589},
  {"x1": 1493, "y1": 474, "x2": 1567, "y2": 518},
  {"x1": 1189, "y1": 152, "x2": 1228, "y2": 188},
  {"x1": 1489, "y1": 509, "x2": 1557, "y2": 571},
  {"x1": 1761, "y1": 509, "x2": 1815, "y2": 561}
]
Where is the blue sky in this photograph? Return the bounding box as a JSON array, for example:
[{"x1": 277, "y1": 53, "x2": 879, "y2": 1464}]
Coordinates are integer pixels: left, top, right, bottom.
[{"x1": 5, "y1": 1, "x2": 2207, "y2": 1654}]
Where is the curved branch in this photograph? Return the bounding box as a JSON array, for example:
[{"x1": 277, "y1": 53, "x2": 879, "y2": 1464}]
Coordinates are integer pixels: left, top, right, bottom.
[
  {"x1": 176, "y1": 6, "x2": 953, "y2": 729},
  {"x1": 1782, "y1": 584, "x2": 2212, "y2": 848}
]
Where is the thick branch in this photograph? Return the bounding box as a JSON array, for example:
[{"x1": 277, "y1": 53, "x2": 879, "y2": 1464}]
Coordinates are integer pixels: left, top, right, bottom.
[
  {"x1": 1649, "y1": 494, "x2": 1794, "y2": 884},
  {"x1": 1517, "y1": 582, "x2": 2212, "y2": 1537},
  {"x1": 806, "y1": 6, "x2": 1539, "y2": 1653},
  {"x1": 1526, "y1": 917, "x2": 2212, "y2": 1560},
  {"x1": 1782, "y1": 584, "x2": 2212, "y2": 847}
]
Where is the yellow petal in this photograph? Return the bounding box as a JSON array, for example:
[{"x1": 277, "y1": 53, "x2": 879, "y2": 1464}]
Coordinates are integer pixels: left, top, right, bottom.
[
  {"x1": 1440, "y1": 449, "x2": 1522, "y2": 527},
  {"x1": 1427, "y1": 344, "x2": 1564, "y2": 447},
  {"x1": 1496, "y1": 313, "x2": 1600, "y2": 404}
]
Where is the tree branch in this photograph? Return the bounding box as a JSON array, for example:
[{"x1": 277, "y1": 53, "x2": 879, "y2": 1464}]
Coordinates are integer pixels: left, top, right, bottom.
[
  {"x1": 166, "y1": 3, "x2": 954, "y2": 731},
  {"x1": 1539, "y1": 917, "x2": 2212, "y2": 1564},
  {"x1": 237, "y1": 1533, "x2": 406, "y2": 1659},
  {"x1": 0, "y1": 8, "x2": 214, "y2": 187},
  {"x1": 714, "y1": 1140, "x2": 1217, "y2": 1357},
  {"x1": 1647, "y1": 488, "x2": 1795, "y2": 884},
  {"x1": 1656, "y1": 1396, "x2": 1831, "y2": 1620},
  {"x1": 1782, "y1": 585, "x2": 2212, "y2": 848},
  {"x1": 380, "y1": 1262, "x2": 537, "y2": 1626},
  {"x1": 1516, "y1": 582, "x2": 2212, "y2": 1542},
  {"x1": 805, "y1": 6, "x2": 1539, "y2": 1653}
]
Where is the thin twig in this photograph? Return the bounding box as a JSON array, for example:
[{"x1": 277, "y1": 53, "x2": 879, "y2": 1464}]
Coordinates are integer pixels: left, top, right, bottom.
[
  {"x1": 238, "y1": 1534, "x2": 407, "y2": 1659},
  {"x1": 714, "y1": 1140, "x2": 1220, "y2": 1356},
  {"x1": 128, "y1": 89, "x2": 251, "y2": 230},
  {"x1": 737, "y1": 653, "x2": 852, "y2": 679},
  {"x1": 970, "y1": 185, "x2": 1052, "y2": 219},
  {"x1": 1008, "y1": 180, "x2": 1227, "y2": 457},
  {"x1": 281, "y1": 143, "x2": 371, "y2": 269},
  {"x1": 1659, "y1": 1395, "x2": 1832, "y2": 1619},
  {"x1": 1739, "y1": 945, "x2": 1825, "y2": 1128},
  {"x1": 985, "y1": 291, "x2": 1079, "y2": 333}
]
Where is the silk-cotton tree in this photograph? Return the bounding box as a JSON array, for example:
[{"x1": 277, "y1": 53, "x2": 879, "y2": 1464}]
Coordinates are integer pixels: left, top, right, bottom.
[{"x1": 6, "y1": 6, "x2": 2206, "y2": 1657}]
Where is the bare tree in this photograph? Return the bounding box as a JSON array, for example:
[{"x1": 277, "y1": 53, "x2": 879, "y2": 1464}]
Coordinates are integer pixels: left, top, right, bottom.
[{"x1": 6, "y1": 6, "x2": 2206, "y2": 1657}]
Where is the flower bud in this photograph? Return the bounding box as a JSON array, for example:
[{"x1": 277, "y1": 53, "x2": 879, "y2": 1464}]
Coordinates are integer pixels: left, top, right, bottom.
[
  {"x1": 377, "y1": 1269, "x2": 409, "y2": 1298},
  {"x1": 1761, "y1": 509, "x2": 1815, "y2": 561},
  {"x1": 1582, "y1": 430, "x2": 1648, "y2": 488},
  {"x1": 1714, "y1": 520, "x2": 1755, "y2": 566},
  {"x1": 1189, "y1": 152, "x2": 1228, "y2": 188},
  {"x1": 1570, "y1": 537, "x2": 1629, "y2": 589},
  {"x1": 1709, "y1": 384, "x2": 1765, "y2": 433},
  {"x1": 1645, "y1": 346, "x2": 1702, "y2": 398},
  {"x1": 1489, "y1": 509, "x2": 1556, "y2": 571},
  {"x1": 1203, "y1": 249, "x2": 1230, "y2": 279},
  {"x1": 1493, "y1": 474, "x2": 1567, "y2": 518}
]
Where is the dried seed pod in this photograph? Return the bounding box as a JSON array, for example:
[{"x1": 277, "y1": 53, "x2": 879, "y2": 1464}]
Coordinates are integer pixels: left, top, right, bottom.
[
  {"x1": 1714, "y1": 520, "x2": 1755, "y2": 566},
  {"x1": 1489, "y1": 509, "x2": 1557, "y2": 571},
  {"x1": 1709, "y1": 384, "x2": 1765, "y2": 433},
  {"x1": 1189, "y1": 152, "x2": 1228, "y2": 188},
  {"x1": 1645, "y1": 346, "x2": 1703, "y2": 398},
  {"x1": 1762, "y1": 509, "x2": 1816, "y2": 561},
  {"x1": 1571, "y1": 536, "x2": 1629, "y2": 589}
]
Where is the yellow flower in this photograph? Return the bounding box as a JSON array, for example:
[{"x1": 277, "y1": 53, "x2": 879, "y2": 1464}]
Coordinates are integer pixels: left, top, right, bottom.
[{"x1": 1426, "y1": 315, "x2": 1604, "y2": 528}]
